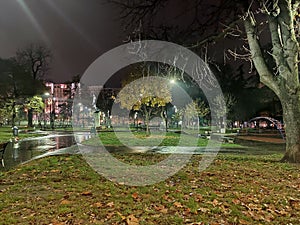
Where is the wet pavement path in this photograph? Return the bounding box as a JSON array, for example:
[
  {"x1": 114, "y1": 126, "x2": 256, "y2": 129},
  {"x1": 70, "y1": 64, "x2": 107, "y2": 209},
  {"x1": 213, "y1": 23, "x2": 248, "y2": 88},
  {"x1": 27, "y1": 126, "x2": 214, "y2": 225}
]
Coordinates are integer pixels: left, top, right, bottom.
[{"x1": 1, "y1": 132, "x2": 285, "y2": 171}]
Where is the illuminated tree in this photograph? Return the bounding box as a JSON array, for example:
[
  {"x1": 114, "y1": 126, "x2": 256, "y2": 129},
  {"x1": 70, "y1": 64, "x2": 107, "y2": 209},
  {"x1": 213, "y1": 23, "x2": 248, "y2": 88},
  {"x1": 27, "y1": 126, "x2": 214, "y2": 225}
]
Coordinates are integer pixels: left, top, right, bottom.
[
  {"x1": 116, "y1": 76, "x2": 172, "y2": 134},
  {"x1": 25, "y1": 96, "x2": 44, "y2": 127}
]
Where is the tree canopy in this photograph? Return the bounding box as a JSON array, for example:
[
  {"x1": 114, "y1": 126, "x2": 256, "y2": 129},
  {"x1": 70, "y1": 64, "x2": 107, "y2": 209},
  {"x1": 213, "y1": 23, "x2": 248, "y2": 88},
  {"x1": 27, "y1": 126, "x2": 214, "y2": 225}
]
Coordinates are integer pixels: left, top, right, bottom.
[{"x1": 116, "y1": 75, "x2": 172, "y2": 134}]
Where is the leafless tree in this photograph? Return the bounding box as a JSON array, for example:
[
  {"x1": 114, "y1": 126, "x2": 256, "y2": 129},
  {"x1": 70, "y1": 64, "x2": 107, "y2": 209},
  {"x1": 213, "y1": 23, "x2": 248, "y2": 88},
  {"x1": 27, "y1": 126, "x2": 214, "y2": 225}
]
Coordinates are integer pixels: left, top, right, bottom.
[
  {"x1": 110, "y1": 0, "x2": 300, "y2": 163},
  {"x1": 16, "y1": 43, "x2": 52, "y2": 80}
]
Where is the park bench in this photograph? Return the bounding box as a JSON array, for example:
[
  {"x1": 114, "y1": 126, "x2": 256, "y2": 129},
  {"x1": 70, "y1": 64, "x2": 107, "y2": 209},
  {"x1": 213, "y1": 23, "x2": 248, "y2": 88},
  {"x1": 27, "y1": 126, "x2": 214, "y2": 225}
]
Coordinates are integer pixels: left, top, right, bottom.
[
  {"x1": 198, "y1": 131, "x2": 211, "y2": 139},
  {"x1": 0, "y1": 141, "x2": 10, "y2": 167},
  {"x1": 221, "y1": 136, "x2": 235, "y2": 144}
]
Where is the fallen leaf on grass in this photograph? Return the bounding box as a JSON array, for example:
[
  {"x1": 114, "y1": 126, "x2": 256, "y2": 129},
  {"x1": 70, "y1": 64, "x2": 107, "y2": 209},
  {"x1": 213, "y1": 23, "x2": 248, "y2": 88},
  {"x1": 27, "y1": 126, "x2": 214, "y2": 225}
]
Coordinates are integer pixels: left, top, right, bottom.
[
  {"x1": 212, "y1": 199, "x2": 219, "y2": 207},
  {"x1": 194, "y1": 194, "x2": 203, "y2": 202},
  {"x1": 106, "y1": 212, "x2": 114, "y2": 219},
  {"x1": 289, "y1": 197, "x2": 300, "y2": 209},
  {"x1": 173, "y1": 202, "x2": 183, "y2": 208},
  {"x1": 232, "y1": 199, "x2": 240, "y2": 205},
  {"x1": 159, "y1": 208, "x2": 168, "y2": 214},
  {"x1": 126, "y1": 214, "x2": 139, "y2": 225},
  {"x1": 154, "y1": 205, "x2": 168, "y2": 214},
  {"x1": 197, "y1": 207, "x2": 210, "y2": 213},
  {"x1": 117, "y1": 212, "x2": 126, "y2": 220},
  {"x1": 81, "y1": 191, "x2": 93, "y2": 196},
  {"x1": 183, "y1": 208, "x2": 191, "y2": 215},
  {"x1": 239, "y1": 219, "x2": 250, "y2": 224},
  {"x1": 186, "y1": 223, "x2": 204, "y2": 225},
  {"x1": 93, "y1": 202, "x2": 103, "y2": 208},
  {"x1": 106, "y1": 201, "x2": 114, "y2": 207},
  {"x1": 50, "y1": 219, "x2": 65, "y2": 225},
  {"x1": 60, "y1": 200, "x2": 72, "y2": 205},
  {"x1": 162, "y1": 194, "x2": 173, "y2": 202},
  {"x1": 132, "y1": 192, "x2": 139, "y2": 200}
]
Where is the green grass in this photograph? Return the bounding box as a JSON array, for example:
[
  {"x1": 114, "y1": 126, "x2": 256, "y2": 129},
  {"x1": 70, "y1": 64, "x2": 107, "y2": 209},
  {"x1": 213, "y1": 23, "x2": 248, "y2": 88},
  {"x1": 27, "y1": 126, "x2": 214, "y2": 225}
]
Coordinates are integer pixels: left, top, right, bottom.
[
  {"x1": 0, "y1": 154, "x2": 299, "y2": 224},
  {"x1": 83, "y1": 131, "x2": 286, "y2": 156},
  {"x1": 84, "y1": 131, "x2": 220, "y2": 147},
  {"x1": 0, "y1": 126, "x2": 46, "y2": 144}
]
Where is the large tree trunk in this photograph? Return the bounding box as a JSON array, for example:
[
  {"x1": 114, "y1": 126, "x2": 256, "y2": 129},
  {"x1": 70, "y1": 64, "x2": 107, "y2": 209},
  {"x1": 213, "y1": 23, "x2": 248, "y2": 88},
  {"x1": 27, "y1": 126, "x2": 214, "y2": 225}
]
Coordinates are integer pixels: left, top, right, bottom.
[
  {"x1": 27, "y1": 108, "x2": 33, "y2": 127},
  {"x1": 145, "y1": 113, "x2": 150, "y2": 135},
  {"x1": 244, "y1": 1, "x2": 300, "y2": 163},
  {"x1": 281, "y1": 95, "x2": 300, "y2": 163}
]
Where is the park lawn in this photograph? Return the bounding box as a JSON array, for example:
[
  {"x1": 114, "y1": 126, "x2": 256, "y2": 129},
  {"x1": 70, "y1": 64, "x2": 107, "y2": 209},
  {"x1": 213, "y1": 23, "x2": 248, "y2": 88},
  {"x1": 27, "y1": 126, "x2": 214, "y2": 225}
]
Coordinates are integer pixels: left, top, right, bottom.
[
  {"x1": 0, "y1": 126, "x2": 46, "y2": 144},
  {"x1": 84, "y1": 131, "x2": 243, "y2": 148},
  {"x1": 0, "y1": 153, "x2": 299, "y2": 224}
]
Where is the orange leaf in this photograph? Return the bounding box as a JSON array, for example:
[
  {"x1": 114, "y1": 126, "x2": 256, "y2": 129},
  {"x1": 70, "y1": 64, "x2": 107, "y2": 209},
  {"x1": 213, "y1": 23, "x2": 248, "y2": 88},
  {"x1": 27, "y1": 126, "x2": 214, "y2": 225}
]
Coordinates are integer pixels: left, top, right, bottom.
[
  {"x1": 132, "y1": 192, "x2": 139, "y2": 199},
  {"x1": 239, "y1": 219, "x2": 250, "y2": 225},
  {"x1": 60, "y1": 199, "x2": 72, "y2": 205},
  {"x1": 93, "y1": 202, "x2": 103, "y2": 208},
  {"x1": 154, "y1": 205, "x2": 164, "y2": 211},
  {"x1": 173, "y1": 202, "x2": 183, "y2": 208},
  {"x1": 160, "y1": 208, "x2": 168, "y2": 214},
  {"x1": 51, "y1": 219, "x2": 65, "y2": 225},
  {"x1": 212, "y1": 199, "x2": 219, "y2": 207},
  {"x1": 232, "y1": 199, "x2": 240, "y2": 205},
  {"x1": 106, "y1": 212, "x2": 114, "y2": 219},
  {"x1": 81, "y1": 191, "x2": 93, "y2": 196},
  {"x1": 194, "y1": 194, "x2": 203, "y2": 202},
  {"x1": 126, "y1": 214, "x2": 139, "y2": 225}
]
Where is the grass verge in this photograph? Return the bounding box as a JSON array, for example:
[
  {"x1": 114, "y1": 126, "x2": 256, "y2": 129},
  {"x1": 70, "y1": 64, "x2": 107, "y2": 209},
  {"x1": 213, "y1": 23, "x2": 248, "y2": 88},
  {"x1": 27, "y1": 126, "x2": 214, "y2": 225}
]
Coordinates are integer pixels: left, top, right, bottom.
[
  {"x1": 0, "y1": 126, "x2": 47, "y2": 144},
  {"x1": 0, "y1": 153, "x2": 299, "y2": 224}
]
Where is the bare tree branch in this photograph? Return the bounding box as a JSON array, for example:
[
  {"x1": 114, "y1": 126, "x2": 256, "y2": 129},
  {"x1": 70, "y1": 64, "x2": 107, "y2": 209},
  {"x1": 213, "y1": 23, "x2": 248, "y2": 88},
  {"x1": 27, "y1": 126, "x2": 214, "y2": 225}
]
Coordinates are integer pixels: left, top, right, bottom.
[{"x1": 244, "y1": 14, "x2": 281, "y2": 95}]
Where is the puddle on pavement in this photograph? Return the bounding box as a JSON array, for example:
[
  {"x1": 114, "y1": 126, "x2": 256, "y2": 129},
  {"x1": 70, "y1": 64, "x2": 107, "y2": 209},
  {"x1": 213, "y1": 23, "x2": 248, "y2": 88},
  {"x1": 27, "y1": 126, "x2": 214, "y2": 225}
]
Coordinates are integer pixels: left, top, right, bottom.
[{"x1": 0, "y1": 133, "x2": 90, "y2": 171}]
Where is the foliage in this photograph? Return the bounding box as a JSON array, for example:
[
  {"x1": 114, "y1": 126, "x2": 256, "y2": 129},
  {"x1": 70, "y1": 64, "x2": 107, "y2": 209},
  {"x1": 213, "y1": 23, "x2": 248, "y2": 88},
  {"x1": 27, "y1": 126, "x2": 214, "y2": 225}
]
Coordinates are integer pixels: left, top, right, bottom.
[
  {"x1": 189, "y1": 99, "x2": 210, "y2": 118},
  {"x1": 0, "y1": 104, "x2": 12, "y2": 125},
  {"x1": 96, "y1": 88, "x2": 118, "y2": 114},
  {"x1": 0, "y1": 55, "x2": 48, "y2": 126},
  {"x1": 171, "y1": 109, "x2": 183, "y2": 128},
  {"x1": 116, "y1": 76, "x2": 172, "y2": 134},
  {"x1": 58, "y1": 102, "x2": 72, "y2": 121},
  {"x1": 26, "y1": 96, "x2": 45, "y2": 112},
  {"x1": 183, "y1": 99, "x2": 210, "y2": 127},
  {"x1": 24, "y1": 96, "x2": 45, "y2": 127},
  {"x1": 25, "y1": 96, "x2": 44, "y2": 114}
]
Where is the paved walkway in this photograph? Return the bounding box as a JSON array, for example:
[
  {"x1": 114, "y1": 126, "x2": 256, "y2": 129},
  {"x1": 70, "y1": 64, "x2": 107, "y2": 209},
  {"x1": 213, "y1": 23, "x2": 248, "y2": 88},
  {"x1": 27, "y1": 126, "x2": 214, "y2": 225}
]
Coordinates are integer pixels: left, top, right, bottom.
[{"x1": 236, "y1": 135, "x2": 285, "y2": 144}]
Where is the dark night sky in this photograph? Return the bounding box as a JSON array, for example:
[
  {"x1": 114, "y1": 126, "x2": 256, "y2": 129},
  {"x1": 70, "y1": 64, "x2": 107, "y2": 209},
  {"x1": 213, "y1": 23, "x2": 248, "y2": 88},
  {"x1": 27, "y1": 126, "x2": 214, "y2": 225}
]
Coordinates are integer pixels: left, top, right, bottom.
[
  {"x1": 0, "y1": 0, "x2": 124, "y2": 83},
  {"x1": 0, "y1": 0, "x2": 250, "y2": 86}
]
